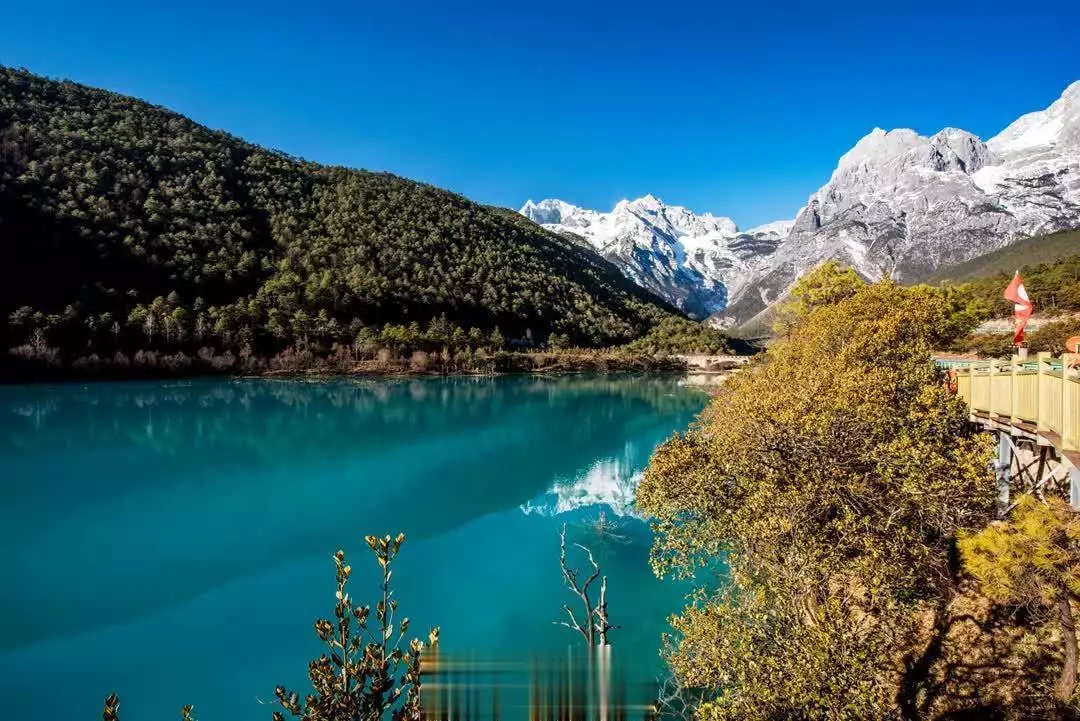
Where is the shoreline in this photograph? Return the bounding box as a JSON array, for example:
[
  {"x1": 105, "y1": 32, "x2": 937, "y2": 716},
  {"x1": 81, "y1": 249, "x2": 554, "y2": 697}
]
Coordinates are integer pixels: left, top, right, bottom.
[
  {"x1": 3, "y1": 344, "x2": 755, "y2": 386},
  {"x1": 0, "y1": 354, "x2": 697, "y2": 385}
]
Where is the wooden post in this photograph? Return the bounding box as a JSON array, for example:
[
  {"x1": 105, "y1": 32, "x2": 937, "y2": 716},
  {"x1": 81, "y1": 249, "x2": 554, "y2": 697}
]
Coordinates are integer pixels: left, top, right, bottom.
[
  {"x1": 1064, "y1": 354, "x2": 1077, "y2": 452},
  {"x1": 988, "y1": 359, "x2": 998, "y2": 418},
  {"x1": 1011, "y1": 354, "x2": 1020, "y2": 422},
  {"x1": 967, "y1": 364, "x2": 975, "y2": 417},
  {"x1": 1037, "y1": 352, "x2": 1051, "y2": 432}
]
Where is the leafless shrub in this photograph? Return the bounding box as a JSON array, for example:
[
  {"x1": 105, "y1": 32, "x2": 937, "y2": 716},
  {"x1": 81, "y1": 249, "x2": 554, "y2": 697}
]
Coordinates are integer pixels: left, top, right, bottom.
[
  {"x1": 72, "y1": 353, "x2": 102, "y2": 371},
  {"x1": 651, "y1": 673, "x2": 705, "y2": 720},
  {"x1": 160, "y1": 352, "x2": 191, "y2": 372},
  {"x1": 242, "y1": 354, "x2": 267, "y2": 373},
  {"x1": 409, "y1": 350, "x2": 430, "y2": 372},
  {"x1": 270, "y1": 347, "x2": 318, "y2": 372},
  {"x1": 329, "y1": 343, "x2": 354, "y2": 371},
  {"x1": 133, "y1": 349, "x2": 160, "y2": 367},
  {"x1": 8, "y1": 328, "x2": 61, "y2": 366},
  {"x1": 209, "y1": 350, "x2": 235, "y2": 371},
  {"x1": 9, "y1": 342, "x2": 61, "y2": 366}
]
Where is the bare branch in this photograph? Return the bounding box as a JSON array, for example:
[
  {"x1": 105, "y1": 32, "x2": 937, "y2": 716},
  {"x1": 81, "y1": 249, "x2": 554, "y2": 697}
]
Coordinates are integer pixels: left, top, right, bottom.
[
  {"x1": 555, "y1": 604, "x2": 589, "y2": 641},
  {"x1": 556, "y1": 524, "x2": 617, "y2": 647},
  {"x1": 653, "y1": 673, "x2": 700, "y2": 720},
  {"x1": 573, "y1": 542, "x2": 602, "y2": 595}
]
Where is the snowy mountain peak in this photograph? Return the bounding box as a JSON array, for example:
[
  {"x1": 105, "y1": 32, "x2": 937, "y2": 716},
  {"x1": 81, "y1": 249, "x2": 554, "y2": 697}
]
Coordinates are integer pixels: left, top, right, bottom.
[
  {"x1": 522, "y1": 80, "x2": 1080, "y2": 329},
  {"x1": 924, "y1": 128, "x2": 997, "y2": 173},
  {"x1": 835, "y1": 127, "x2": 923, "y2": 175},
  {"x1": 520, "y1": 198, "x2": 584, "y2": 225},
  {"x1": 518, "y1": 195, "x2": 779, "y2": 317},
  {"x1": 632, "y1": 193, "x2": 663, "y2": 210},
  {"x1": 712, "y1": 79, "x2": 1080, "y2": 329},
  {"x1": 745, "y1": 219, "x2": 795, "y2": 239},
  {"x1": 989, "y1": 80, "x2": 1080, "y2": 156}
]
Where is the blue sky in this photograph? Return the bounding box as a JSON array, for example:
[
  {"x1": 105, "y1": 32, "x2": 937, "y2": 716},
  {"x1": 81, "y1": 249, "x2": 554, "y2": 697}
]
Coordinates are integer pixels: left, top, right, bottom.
[{"x1": 3, "y1": 0, "x2": 1078, "y2": 227}]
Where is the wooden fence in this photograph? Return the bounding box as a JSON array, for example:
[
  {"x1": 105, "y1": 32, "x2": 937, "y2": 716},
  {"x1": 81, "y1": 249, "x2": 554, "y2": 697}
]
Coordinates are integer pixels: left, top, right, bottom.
[{"x1": 950, "y1": 353, "x2": 1080, "y2": 452}]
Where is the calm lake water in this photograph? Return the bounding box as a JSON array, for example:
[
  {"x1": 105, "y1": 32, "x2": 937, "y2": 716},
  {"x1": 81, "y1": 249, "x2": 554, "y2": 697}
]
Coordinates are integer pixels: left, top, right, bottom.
[{"x1": 0, "y1": 375, "x2": 706, "y2": 720}]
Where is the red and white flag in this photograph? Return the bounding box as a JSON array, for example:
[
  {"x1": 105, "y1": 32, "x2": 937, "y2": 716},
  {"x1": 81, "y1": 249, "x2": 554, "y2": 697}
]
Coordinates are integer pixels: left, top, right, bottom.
[{"x1": 1003, "y1": 271, "x2": 1033, "y2": 345}]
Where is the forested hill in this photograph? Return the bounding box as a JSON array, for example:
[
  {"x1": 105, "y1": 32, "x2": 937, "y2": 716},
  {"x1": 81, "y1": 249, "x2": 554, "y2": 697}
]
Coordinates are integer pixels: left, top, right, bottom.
[
  {"x1": 0, "y1": 66, "x2": 679, "y2": 365},
  {"x1": 931, "y1": 231, "x2": 1080, "y2": 320},
  {"x1": 924, "y1": 228, "x2": 1080, "y2": 286}
]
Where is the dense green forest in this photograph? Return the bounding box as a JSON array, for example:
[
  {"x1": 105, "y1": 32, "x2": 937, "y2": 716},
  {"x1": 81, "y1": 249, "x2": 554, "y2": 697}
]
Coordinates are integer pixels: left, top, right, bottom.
[
  {"x1": 925, "y1": 228, "x2": 1080, "y2": 286},
  {"x1": 941, "y1": 242, "x2": 1080, "y2": 320},
  {"x1": 0, "y1": 66, "x2": 697, "y2": 376}
]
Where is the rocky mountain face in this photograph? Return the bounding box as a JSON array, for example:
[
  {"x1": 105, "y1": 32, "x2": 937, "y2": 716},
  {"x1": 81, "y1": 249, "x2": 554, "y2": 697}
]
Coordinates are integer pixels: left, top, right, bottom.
[
  {"x1": 521, "y1": 80, "x2": 1080, "y2": 328},
  {"x1": 519, "y1": 195, "x2": 792, "y2": 318},
  {"x1": 720, "y1": 80, "x2": 1080, "y2": 329}
]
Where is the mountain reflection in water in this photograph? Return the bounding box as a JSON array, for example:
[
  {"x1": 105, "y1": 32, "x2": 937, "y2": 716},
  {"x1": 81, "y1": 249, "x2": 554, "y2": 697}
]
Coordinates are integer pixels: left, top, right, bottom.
[{"x1": 0, "y1": 375, "x2": 705, "y2": 720}]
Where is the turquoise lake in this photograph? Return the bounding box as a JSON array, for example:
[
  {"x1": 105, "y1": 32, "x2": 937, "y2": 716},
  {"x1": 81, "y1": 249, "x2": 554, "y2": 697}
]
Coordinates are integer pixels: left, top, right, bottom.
[{"x1": 0, "y1": 375, "x2": 707, "y2": 720}]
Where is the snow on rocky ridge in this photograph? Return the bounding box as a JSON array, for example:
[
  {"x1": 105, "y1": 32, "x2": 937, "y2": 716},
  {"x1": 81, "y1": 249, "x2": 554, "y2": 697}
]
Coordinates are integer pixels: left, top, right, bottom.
[
  {"x1": 520, "y1": 80, "x2": 1080, "y2": 327},
  {"x1": 520, "y1": 196, "x2": 791, "y2": 318}
]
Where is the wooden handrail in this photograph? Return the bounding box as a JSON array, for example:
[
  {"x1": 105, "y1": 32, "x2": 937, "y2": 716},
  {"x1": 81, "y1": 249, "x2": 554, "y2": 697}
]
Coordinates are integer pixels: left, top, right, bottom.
[{"x1": 938, "y1": 353, "x2": 1080, "y2": 451}]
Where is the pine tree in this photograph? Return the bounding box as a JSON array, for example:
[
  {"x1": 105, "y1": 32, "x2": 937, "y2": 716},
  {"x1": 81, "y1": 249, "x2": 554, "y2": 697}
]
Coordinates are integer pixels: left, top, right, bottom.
[{"x1": 960, "y1": 496, "x2": 1080, "y2": 702}]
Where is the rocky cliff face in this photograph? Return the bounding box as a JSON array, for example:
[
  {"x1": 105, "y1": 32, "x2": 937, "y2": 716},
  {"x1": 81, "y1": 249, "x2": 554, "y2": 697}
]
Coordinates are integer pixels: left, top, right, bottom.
[
  {"x1": 714, "y1": 80, "x2": 1080, "y2": 328},
  {"x1": 521, "y1": 81, "x2": 1080, "y2": 328}
]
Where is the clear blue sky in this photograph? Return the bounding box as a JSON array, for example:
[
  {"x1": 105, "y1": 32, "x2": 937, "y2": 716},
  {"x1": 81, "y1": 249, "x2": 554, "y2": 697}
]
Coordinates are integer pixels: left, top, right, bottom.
[{"x1": 3, "y1": 0, "x2": 1078, "y2": 228}]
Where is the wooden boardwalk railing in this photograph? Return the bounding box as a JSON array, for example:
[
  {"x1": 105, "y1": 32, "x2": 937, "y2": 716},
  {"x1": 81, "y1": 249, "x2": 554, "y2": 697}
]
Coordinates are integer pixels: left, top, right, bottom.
[
  {"x1": 948, "y1": 353, "x2": 1080, "y2": 452},
  {"x1": 940, "y1": 353, "x2": 1080, "y2": 511}
]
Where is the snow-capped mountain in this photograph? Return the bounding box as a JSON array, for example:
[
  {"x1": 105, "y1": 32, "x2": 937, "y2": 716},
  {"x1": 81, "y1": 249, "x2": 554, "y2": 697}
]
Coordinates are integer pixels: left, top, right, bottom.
[
  {"x1": 520, "y1": 80, "x2": 1080, "y2": 328},
  {"x1": 715, "y1": 80, "x2": 1080, "y2": 327},
  {"x1": 520, "y1": 195, "x2": 792, "y2": 317}
]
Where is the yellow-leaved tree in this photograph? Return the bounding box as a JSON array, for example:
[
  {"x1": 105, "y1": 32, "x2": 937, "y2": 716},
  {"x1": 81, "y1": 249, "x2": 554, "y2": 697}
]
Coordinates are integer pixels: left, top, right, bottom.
[
  {"x1": 638, "y1": 264, "x2": 997, "y2": 719},
  {"x1": 960, "y1": 496, "x2": 1080, "y2": 703}
]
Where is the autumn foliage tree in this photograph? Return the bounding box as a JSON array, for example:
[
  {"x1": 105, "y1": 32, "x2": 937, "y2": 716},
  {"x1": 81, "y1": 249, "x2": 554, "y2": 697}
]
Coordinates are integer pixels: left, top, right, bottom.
[
  {"x1": 960, "y1": 497, "x2": 1080, "y2": 703},
  {"x1": 771, "y1": 260, "x2": 865, "y2": 336},
  {"x1": 637, "y1": 265, "x2": 996, "y2": 719}
]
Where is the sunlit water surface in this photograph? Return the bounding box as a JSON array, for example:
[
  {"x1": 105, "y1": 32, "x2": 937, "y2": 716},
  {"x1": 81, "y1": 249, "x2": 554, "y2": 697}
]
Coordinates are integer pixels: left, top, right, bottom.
[{"x1": 0, "y1": 376, "x2": 707, "y2": 719}]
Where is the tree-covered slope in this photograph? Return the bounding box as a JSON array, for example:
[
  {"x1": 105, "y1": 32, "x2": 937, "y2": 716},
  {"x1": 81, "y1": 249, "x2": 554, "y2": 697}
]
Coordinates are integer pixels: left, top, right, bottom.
[
  {"x1": 0, "y1": 66, "x2": 678, "y2": 361},
  {"x1": 923, "y1": 228, "x2": 1080, "y2": 285},
  {"x1": 933, "y1": 243, "x2": 1080, "y2": 320}
]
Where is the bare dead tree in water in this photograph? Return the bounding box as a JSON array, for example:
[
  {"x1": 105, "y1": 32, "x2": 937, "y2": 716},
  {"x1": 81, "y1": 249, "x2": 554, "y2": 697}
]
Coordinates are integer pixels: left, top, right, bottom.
[{"x1": 555, "y1": 524, "x2": 618, "y2": 646}]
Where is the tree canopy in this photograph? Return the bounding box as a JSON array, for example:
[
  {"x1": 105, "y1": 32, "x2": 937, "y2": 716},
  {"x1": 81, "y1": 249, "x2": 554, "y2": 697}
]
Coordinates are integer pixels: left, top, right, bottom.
[
  {"x1": 637, "y1": 269, "x2": 997, "y2": 718},
  {"x1": 624, "y1": 316, "x2": 733, "y2": 355},
  {"x1": 961, "y1": 496, "x2": 1080, "y2": 703}
]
